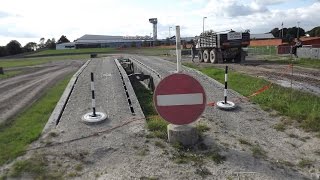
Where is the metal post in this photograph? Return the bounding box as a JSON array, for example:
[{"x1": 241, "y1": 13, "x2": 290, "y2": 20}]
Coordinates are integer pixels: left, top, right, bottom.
[
  {"x1": 176, "y1": 26, "x2": 182, "y2": 73},
  {"x1": 224, "y1": 66, "x2": 228, "y2": 104},
  {"x1": 203, "y1": 17, "x2": 207, "y2": 34},
  {"x1": 297, "y1": 21, "x2": 300, "y2": 38},
  {"x1": 281, "y1": 22, "x2": 284, "y2": 39},
  {"x1": 91, "y1": 72, "x2": 96, "y2": 117}
]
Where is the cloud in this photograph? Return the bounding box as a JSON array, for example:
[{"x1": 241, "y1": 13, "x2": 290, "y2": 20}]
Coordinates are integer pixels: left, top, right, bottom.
[
  {"x1": 254, "y1": 0, "x2": 289, "y2": 5},
  {"x1": 197, "y1": 0, "x2": 268, "y2": 17}
]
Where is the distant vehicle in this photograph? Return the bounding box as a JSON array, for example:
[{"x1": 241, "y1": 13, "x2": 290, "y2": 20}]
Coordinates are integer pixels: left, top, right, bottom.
[{"x1": 195, "y1": 30, "x2": 250, "y2": 63}]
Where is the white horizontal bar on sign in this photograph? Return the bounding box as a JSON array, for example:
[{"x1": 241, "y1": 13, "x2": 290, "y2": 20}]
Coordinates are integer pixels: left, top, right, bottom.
[{"x1": 157, "y1": 93, "x2": 203, "y2": 106}]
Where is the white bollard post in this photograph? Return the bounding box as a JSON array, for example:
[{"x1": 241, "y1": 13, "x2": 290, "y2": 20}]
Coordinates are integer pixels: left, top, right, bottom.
[{"x1": 176, "y1": 26, "x2": 182, "y2": 73}]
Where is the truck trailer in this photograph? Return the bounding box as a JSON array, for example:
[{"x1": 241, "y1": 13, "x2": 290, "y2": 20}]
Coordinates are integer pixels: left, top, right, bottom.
[{"x1": 196, "y1": 30, "x2": 250, "y2": 63}]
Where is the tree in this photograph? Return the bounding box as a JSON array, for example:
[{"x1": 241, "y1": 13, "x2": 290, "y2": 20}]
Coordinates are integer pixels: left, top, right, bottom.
[
  {"x1": 57, "y1": 35, "x2": 70, "y2": 44},
  {"x1": 0, "y1": 46, "x2": 8, "y2": 57},
  {"x1": 39, "y1": 37, "x2": 45, "y2": 48},
  {"x1": 6, "y1": 40, "x2": 22, "y2": 55},
  {"x1": 270, "y1": 28, "x2": 280, "y2": 38},
  {"x1": 23, "y1": 42, "x2": 37, "y2": 52},
  {"x1": 307, "y1": 26, "x2": 320, "y2": 37},
  {"x1": 269, "y1": 26, "x2": 306, "y2": 42}
]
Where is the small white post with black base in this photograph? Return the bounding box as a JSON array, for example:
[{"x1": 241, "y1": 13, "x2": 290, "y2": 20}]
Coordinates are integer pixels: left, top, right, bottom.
[
  {"x1": 217, "y1": 66, "x2": 236, "y2": 110},
  {"x1": 82, "y1": 72, "x2": 107, "y2": 124}
]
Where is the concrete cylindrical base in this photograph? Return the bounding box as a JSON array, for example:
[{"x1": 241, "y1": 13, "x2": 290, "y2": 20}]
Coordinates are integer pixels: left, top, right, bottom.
[
  {"x1": 82, "y1": 112, "x2": 107, "y2": 124},
  {"x1": 217, "y1": 101, "x2": 236, "y2": 110},
  {"x1": 167, "y1": 124, "x2": 198, "y2": 146}
]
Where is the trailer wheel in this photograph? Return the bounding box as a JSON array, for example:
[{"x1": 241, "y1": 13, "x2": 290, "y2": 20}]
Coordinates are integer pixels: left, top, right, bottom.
[
  {"x1": 210, "y1": 49, "x2": 217, "y2": 63},
  {"x1": 198, "y1": 50, "x2": 204, "y2": 62},
  {"x1": 203, "y1": 50, "x2": 209, "y2": 63}
]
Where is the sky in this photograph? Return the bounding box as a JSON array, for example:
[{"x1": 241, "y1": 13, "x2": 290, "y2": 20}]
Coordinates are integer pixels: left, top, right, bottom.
[{"x1": 0, "y1": 0, "x2": 319, "y2": 46}]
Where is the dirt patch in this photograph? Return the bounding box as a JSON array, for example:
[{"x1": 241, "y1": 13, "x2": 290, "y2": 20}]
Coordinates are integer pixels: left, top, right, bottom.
[
  {"x1": 0, "y1": 60, "x2": 84, "y2": 124},
  {"x1": 161, "y1": 55, "x2": 320, "y2": 96}
]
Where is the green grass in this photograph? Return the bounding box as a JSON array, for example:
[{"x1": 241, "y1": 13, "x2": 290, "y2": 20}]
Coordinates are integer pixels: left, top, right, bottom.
[
  {"x1": 29, "y1": 48, "x2": 118, "y2": 57},
  {"x1": 238, "y1": 138, "x2": 252, "y2": 146},
  {"x1": 184, "y1": 63, "x2": 320, "y2": 132},
  {"x1": 0, "y1": 70, "x2": 22, "y2": 79},
  {"x1": 247, "y1": 46, "x2": 277, "y2": 55},
  {"x1": 131, "y1": 80, "x2": 168, "y2": 139},
  {"x1": 0, "y1": 74, "x2": 73, "y2": 165},
  {"x1": 0, "y1": 55, "x2": 87, "y2": 68}
]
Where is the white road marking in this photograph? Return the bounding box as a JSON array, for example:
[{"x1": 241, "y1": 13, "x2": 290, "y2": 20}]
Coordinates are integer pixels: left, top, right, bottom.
[{"x1": 157, "y1": 93, "x2": 203, "y2": 106}]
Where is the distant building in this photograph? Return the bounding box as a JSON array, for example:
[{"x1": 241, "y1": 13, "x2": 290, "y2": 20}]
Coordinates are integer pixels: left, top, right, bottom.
[
  {"x1": 250, "y1": 33, "x2": 283, "y2": 46},
  {"x1": 74, "y1": 34, "x2": 153, "y2": 48},
  {"x1": 250, "y1": 33, "x2": 275, "y2": 40},
  {"x1": 56, "y1": 42, "x2": 76, "y2": 50}
]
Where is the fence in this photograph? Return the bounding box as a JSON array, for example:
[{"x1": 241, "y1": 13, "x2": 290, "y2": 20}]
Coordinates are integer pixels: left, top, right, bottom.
[{"x1": 297, "y1": 47, "x2": 320, "y2": 59}]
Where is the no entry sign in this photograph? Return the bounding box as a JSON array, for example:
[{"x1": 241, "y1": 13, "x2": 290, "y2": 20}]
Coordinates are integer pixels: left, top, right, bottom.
[{"x1": 154, "y1": 73, "x2": 206, "y2": 125}]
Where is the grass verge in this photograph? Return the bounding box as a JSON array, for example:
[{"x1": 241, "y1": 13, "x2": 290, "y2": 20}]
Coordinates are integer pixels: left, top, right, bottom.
[
  {"x1": 184, "y1": 63, "x2": 320, "y2": 132},
  {"x1": 0, "y1": 73, "x2": 73, "y2": 165},
  {"x1": 131, "y1": 80, "x2": 168, "y2": 139},
  {"x1": 0, "y1": 55, "x2": 87, "y2": 68},
  {"x1": 0, "y1": 70, "x2": 22, "y2": 79}
]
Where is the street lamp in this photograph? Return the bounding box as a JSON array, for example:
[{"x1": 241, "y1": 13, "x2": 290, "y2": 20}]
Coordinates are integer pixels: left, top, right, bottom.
[
  {"x1": 297, "y1": 21, "x2": 300, "y2": 39},
  {"x1": 203, "y1": 17, "x2": 207, "y2": 34},
  {"x1": 169, "y1": 27, "x2": 172, "y2": 38}
]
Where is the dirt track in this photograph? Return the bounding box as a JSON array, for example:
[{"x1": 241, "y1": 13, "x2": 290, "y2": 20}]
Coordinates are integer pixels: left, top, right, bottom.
[
  {"x1": 161, "y1": 55, "x2": 320, "y2": 96},
  {"x1": 0, "y1": 60, "x2": 84, "y2": 124}
]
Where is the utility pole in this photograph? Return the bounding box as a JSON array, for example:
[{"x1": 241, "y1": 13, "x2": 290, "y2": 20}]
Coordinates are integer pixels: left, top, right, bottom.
[
  {"x1": 297, "y1": 21, "x2": 300, "y2": 39},
  {"x1": 203, "y1": 17, "x2": 207, "y2": 34},
  {"x1": 281, "y1": 22, "x2": 284, "y2": 39},
  {"x1": 169, "y1": 27, "x2": 172, "y2": 38}
]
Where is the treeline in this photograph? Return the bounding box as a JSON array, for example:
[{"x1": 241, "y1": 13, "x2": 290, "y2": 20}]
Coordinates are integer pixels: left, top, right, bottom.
[
  {"x1": 270, "y1": 26, "x2": 305, "y2": 42},
  {"x1": 270, "y1": 26, "x2": 320, "y2": 42},
  {"x1": 307, "y1": 26, "x2": 320, "y2": 37},
  {"x1": 0, "y1": 35, "x2": 70, "y2": 57}
]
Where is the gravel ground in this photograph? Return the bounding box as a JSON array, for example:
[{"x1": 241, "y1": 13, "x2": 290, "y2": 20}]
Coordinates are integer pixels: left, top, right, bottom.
[
  {"x1": 126, "y1": 55, "x2": 320, "y2": 179},
  {"x1": 0, "y1": 60, "x2": 84, "y2": 124},
  {"x1": 2, "y1": 56, "x2": 319, "y2": 179}
]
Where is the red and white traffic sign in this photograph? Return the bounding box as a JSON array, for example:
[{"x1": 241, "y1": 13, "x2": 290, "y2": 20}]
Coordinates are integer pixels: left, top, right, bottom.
[{"x1": 154, "y1": 73, "x2": 206, "y2": 125}]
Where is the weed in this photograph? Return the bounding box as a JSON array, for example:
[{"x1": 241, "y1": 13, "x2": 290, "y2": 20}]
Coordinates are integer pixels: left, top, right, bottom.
[
  {"x1": 196, "y1": 123, "x2": 210, "y2": 133},
  {"x1": 137, "y1": 148, "x2": 149, "y2": 156},
  {"x1": 298, "y1": 159, "x2": 313, "y2": 168},
  {"x1": 250, "y1": 145, "x2": 267, "y2": 158},
  {"x1": 8, "y1": 155, "x2": 63, "y2": 179},
  {"x1": 75, "y1": 164, "x2": 83, "y2": 171},
  {"x1": 48, "y1": 131, "x2": 59, "y2": 137},
  {"x1": 278, "y1": 159, "x2": 295, "y2": 167},
  {"x1": 68, "y1": 172, "x2": 79, "y2": 177},
  {"x1": 140, "y1": 176, "x2": 158, "y2": 180},
  {"x1": 238, "y1": 138, "x2": 252, "y2": 146},
  {"x1": 207, "y1": 151, "x2": 226, "y2": 164},
  {"x1": 195, "y1": 166, "x2": 212, "y2": 178},
  {"x1": 172, "y1": 152, "x2": 203, "y2": 165},
  {"x1": 314, "y1": 150, "x2": 320, "y2": 156},
  {"x1": 288, "y1": 133, "x2": 299, "y2": 138},
  {"x1": 273, "y1": 123, "x2": 286, "y2": 132},
  {"x1": 152, "y1": 130, "x2": 167, "y2": 139},
  {"x1": 155, "y1": 141, "x2": 166, "y2": 149}
]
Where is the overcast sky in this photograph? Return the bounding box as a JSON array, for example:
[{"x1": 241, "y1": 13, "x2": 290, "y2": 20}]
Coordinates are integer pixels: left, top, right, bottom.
[{"x1": 0, "y1": 0, "x2": 319, "y2": 46}]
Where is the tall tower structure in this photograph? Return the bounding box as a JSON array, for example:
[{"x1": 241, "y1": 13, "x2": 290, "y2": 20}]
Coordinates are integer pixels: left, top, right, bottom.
[{"x1": 149, "y1": 18, "x2": 158, "y2": 40}]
